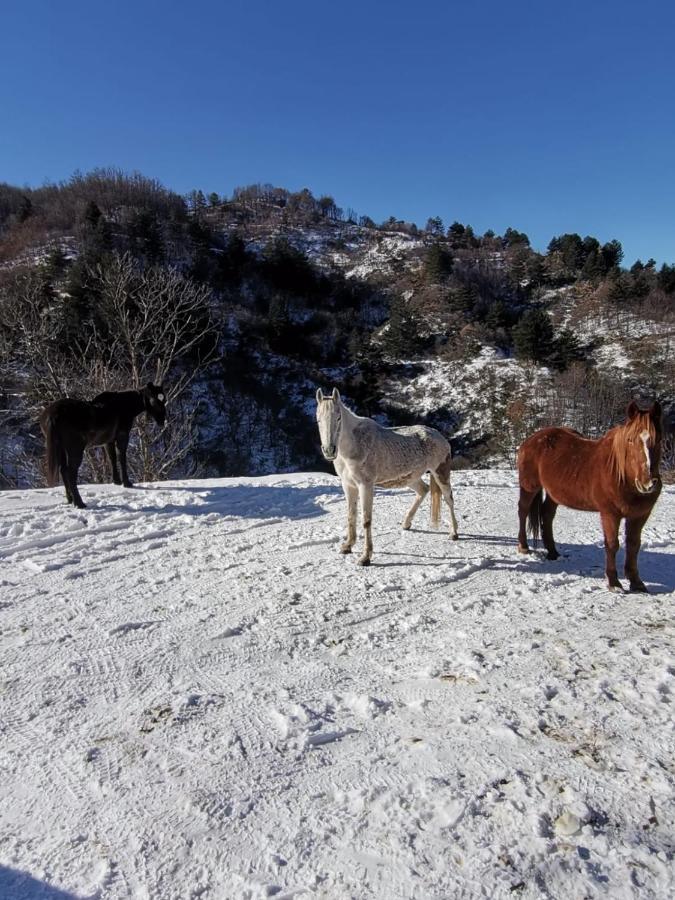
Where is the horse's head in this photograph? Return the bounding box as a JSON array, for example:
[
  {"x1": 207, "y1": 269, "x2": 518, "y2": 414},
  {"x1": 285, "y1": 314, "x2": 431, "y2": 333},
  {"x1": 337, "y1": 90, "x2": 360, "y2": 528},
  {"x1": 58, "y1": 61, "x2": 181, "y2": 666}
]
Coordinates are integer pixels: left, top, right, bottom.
[
  {"x1": 620, "y1": 400, "x2": 662, "y2": 494},
  {"x1": 315, "y1": 387, "x2": 342, "y2": 460},
  {"x1": 143, "y1": 382, "x2": 167, "y2": 428}
]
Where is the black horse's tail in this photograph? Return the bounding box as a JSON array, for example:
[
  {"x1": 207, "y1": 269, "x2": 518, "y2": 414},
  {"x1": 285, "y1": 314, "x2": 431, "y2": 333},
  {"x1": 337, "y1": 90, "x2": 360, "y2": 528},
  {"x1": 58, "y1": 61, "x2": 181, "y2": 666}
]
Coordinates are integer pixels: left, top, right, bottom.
[
  {"x1": 527, "y1": 489, "x2": 544, "y2": 544},
  {"x1": 43, "y1": 414, "x2": 62, "y2": 486}
]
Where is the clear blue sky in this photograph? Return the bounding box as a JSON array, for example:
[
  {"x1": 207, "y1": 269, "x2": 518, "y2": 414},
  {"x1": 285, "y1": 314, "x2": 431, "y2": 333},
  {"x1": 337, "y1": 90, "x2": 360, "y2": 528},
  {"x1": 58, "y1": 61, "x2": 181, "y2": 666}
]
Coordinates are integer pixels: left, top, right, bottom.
[{"x1": 2, "y1": 0, "x2": 674, "y2": 265}]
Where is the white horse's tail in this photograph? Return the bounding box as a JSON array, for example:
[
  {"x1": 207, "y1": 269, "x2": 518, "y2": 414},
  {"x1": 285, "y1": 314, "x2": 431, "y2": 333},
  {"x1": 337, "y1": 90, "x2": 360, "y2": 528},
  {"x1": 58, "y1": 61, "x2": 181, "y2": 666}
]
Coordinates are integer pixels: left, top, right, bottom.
[{"x1": 430, "y1": 477, "x2": 442, "y2": 527}]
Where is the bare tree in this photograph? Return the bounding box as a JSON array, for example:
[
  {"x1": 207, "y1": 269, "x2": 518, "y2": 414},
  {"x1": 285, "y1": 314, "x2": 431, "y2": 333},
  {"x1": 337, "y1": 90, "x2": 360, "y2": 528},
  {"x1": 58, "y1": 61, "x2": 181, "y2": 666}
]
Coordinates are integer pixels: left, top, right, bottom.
[
  {"x1": 0, "y1": 253, "x2": 218, "y2": 486},
  {"x1": 93, "y1": 252, "x2": 215, "y2": 392}
]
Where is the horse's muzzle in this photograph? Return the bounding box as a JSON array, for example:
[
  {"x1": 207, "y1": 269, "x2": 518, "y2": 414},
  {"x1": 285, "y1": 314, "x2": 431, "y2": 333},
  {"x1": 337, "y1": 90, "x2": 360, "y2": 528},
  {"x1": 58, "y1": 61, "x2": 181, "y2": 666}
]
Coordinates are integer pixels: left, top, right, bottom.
[
  {"x1": 322, "y1": 446, "x2": 337, "y2": 460},
  {"x1": 635, "y1": 478, "x2": 658, "y2": 494}
]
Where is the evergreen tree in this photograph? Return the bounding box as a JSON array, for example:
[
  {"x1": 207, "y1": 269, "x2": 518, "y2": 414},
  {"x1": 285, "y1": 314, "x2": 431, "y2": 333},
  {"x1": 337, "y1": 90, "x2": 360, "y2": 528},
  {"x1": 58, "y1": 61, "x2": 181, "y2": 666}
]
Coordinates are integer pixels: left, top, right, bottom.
[
  {"x1": 657, "y1": 263, "x2": 675, "y2": 294},
  {"x1": 449, "y1": 284, "x2": 479, "y2": 316},
  {"x1": 525, "y1": 254, "x2": 546, "y2": 287},
  {"x1": 424, "y1": 243, "x2": 453, "y2": 283},
  {"x1": 600, "y1": 239, "x2": 623, "y2": 272},
  {"x1": 513, "y1": 308, "x2": 555, "y2": 363},
  {"x1": 425, "y1": 216, "x2": 444, "y2": 236},
  {"x1": 348, "y1": 330, "x2": 383, "y2": 415},
  {"x1": 503, "y1": 227, "x2": 530, "y2": 247},
  {"x1": 547, "y1": 233, "x2": 584, "y2": 273},
  {"x1": 129, "y1": 210, "x2": 164, "y2": 263},
  {"x1": 552, "y1": 328, "x2": 584, "y2": 370},
  {"x1": 382, "y1": 295, "x2": 425, "y2": 358},
  {"x1": 43, "y1": 245, "x2": 69, "y2": 281},
  {"x1": 485, "y1": 300, "x2": 509, "y2": 330},
  {"x1": 581, "y1": 249, "x2": 603, "y2": 280},
  {"x1": 447, "y1": 221, "x2": 466, "y2": 247}
]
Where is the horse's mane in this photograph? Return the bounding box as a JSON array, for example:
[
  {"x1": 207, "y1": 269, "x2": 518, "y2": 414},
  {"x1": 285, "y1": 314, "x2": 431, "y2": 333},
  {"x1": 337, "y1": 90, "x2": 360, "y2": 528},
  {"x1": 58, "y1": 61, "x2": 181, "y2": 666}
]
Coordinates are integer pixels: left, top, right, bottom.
[{"x1": 609, "y1": 413, "x2": 656, "y2": 484}]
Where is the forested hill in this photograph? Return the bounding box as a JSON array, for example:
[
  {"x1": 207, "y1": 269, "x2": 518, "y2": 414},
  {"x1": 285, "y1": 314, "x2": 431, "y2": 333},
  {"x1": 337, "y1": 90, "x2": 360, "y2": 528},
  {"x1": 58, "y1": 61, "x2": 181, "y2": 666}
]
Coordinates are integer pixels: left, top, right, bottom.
[{"x1": 0, "y1": 169, "x2": 673, "y2": 488}]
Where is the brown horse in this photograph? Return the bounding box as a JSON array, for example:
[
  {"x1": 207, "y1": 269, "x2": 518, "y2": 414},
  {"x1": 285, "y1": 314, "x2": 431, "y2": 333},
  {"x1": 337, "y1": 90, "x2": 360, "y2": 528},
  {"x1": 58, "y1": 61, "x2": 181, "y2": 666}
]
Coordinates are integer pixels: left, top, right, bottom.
[{"x1": 517, "y1": 401, "x2": 663, "y2": 592}]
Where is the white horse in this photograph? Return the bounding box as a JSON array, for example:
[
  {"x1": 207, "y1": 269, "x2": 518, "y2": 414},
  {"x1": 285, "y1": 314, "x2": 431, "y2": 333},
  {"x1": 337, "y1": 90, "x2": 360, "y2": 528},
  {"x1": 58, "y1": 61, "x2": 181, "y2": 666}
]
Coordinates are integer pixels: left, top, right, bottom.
[{"x1": 316, "y1": 387, "x2": 458, "y2": 565}]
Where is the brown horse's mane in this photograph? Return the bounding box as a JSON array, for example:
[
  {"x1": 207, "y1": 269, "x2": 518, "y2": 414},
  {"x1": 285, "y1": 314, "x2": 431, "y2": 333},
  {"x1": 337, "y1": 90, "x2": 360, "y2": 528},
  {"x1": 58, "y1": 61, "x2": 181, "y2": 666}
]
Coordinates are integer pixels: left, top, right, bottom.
[{"x1": 608, "y1": 413, "x2": 656, "y2": 484}]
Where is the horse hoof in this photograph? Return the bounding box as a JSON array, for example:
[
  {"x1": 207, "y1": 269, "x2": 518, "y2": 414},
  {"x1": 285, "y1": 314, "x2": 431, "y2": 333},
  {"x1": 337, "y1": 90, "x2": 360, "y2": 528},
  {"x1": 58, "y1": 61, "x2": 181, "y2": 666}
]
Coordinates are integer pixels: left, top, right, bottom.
[
  {"x1": 517, "y1": 546, "x2": 530, "y2": 555},
  {"x1": 451, "y1": 533, "x2": 459, "y2": 541},
  {"x1": 358, "y1": 556, "x2": 371, "y2": 567},
  {"x1": 629, "y1": 581, "x2": 648, "y2": 593},
  {"x1": 123, "y1": 482, "x2": 134, "y2": 489},
  {"x1": 547, "y1": 551, "x2": 560, "y2": 561},
  {"x1": 340, "y1": 544, "x2": 352, "y2": 555},
  {"x1": 608, "y1": 583, "x2": 625, "y2": 593},
  {"x1": 402, "y1": 522, "x2": 411, "y2": 531}
]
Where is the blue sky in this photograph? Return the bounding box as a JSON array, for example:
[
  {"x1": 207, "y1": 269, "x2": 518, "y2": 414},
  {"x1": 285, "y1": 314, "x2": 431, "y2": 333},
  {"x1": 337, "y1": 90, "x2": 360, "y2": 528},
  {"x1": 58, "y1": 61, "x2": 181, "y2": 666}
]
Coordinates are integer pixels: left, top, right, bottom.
[{"x1": 2, "y1": 0, "x2": 674, "y2": 265}]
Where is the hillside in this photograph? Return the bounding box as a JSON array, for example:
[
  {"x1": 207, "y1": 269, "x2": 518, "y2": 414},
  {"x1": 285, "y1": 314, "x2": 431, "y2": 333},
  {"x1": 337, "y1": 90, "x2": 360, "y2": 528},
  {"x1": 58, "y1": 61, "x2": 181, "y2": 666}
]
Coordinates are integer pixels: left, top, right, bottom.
[
  {"x1": 0, "y1": 171, "x2": 674, "y2": 488},
  {"x1": 1, "y1": 473, "x2": 674, "y2": 898}
]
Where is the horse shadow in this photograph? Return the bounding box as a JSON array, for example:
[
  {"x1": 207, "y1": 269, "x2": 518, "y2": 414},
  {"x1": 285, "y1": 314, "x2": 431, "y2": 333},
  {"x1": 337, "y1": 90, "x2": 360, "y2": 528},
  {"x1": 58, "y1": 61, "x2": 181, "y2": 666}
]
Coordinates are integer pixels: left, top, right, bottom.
[
  {"x1": 0, "y1": 865, "x2": 86, "y2": 899},
  {"x1": 89, "y1": 481, "x2": 344, "y2": 523},
  {"x1": 512, "y1": 539, "x2": 674, "y2": 594},
  {"x1": 377, "y1": 529, "x2": 674, "y2": 592}
]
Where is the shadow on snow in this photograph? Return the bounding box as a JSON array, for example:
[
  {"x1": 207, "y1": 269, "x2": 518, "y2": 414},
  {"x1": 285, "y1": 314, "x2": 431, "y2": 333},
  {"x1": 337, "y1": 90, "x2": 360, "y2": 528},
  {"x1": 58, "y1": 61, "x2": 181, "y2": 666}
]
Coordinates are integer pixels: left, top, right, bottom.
[
  {"x1": 85, "y1": 481, "x2": 343, "y2": 522},
  {"x1": 0, "y1": 866, "x2": 86, "y2": 900}
]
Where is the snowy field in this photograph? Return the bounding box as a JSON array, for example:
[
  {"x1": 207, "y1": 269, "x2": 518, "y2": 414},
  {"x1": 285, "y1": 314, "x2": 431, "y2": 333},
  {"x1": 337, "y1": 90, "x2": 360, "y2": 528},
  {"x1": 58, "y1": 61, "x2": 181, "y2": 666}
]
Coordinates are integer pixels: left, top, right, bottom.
[{"x1": 1, "y1": 471, "x2": 674, "y2": 900}]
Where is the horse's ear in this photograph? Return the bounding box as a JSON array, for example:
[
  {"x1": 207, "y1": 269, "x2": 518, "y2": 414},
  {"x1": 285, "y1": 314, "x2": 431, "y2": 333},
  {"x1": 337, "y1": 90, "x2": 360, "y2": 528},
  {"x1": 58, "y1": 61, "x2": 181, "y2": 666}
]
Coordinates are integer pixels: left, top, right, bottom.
[
  {"x1": 316, "y1": 388, "x2": 324, "y2": 403},
  {"x1": 332, "y1": 387, "x2": 340, "y2": 402},
  {"x1": 626, "y1": 400, "x2": 640, "y2": 420}
]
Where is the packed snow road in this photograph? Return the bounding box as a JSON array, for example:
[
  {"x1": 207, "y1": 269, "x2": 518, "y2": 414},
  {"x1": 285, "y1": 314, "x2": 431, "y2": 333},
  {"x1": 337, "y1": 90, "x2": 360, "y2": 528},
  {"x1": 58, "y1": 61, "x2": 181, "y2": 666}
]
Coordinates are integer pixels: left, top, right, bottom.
[{"x1": 0, "y1": 471, "x2": 673, "y2": 899}]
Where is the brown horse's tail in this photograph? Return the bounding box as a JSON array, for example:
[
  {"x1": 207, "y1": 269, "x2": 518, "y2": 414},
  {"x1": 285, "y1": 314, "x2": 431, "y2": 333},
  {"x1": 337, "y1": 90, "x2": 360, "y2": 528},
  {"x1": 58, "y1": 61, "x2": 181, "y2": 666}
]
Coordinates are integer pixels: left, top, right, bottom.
[
  {"x1": 527, "y1": 489, "x2": 544, "y2": 544},
  {"x1": 43, "y1": 413, "x2": 62, "y2": 486},
  {"x1": 430, "y1": 477, "x2": 442, "y2": 527}
]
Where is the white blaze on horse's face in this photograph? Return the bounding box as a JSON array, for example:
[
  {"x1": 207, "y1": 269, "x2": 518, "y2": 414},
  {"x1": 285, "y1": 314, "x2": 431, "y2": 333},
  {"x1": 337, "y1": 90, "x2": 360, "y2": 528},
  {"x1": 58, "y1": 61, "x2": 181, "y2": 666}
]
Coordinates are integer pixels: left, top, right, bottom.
[
  {"x1": 315, "y1": 387, "x2": 342, "y2": 461},
  {"x1": 635, "y1": 429, "x2": 656, "y2": 493}
]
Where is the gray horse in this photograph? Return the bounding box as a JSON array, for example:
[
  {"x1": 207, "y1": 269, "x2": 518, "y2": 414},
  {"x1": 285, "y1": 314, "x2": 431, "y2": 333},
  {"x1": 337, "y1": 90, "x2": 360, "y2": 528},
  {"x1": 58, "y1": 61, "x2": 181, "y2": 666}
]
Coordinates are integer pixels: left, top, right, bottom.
[{"x1": 316, "y1": 388, "x2": 458, "y2": 565}]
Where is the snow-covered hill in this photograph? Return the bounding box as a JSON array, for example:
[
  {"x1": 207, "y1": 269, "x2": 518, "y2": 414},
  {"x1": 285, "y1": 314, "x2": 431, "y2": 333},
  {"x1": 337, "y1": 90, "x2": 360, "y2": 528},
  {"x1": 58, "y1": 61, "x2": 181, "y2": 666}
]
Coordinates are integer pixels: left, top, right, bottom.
[{"x1": 1, "y1": 473, "x2": 674, "y2": 899}]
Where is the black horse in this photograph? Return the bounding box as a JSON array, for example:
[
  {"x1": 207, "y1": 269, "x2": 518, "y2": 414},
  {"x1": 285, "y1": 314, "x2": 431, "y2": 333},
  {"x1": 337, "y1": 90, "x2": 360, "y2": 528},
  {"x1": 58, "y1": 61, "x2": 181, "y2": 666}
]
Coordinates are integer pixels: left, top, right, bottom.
[{"x1": 40, "y1": 383, "x2": 167, "y2": 508}]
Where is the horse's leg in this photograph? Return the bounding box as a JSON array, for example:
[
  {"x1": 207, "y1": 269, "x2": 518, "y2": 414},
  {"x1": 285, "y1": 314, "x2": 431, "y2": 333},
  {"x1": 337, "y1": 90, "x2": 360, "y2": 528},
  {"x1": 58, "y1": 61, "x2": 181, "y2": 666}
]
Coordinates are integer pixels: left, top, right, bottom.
[
  {"x1": 358, "y1": 482, "x2": 374, "y2": 566},
  {"x1": 340, "y1": 480, "x2": 358, "y2": 554},
  {"x1": 67, "y1": 448, "x2": 86, "y2": 509},
  {"x1": 402, "y1": 478, "x2": 428, "y2": 530},
  {"x1": 517, "y1": 487, "x2": 537, "y2": 553},
  {"x1": 600, "y1": 511, "x2": 622, "y2": 591},
  {"x1": 59, "y1": 454, "x2": 73, "y2": 504},
  {"x1": 106, "y1": 442, "x2": 121, "y2": 485},
  {"x1": 624, "y1": 515, "x2": 650, "y2": 593},
  {"x1": 431, "y1": 472, "x2": 459, "y2": 540},
  {"x1": 117, "y1": 433, "x2": 133, "y2": 488},
  {"x1": 542, "y1": 496, "x2": 560, "y2": 560}
]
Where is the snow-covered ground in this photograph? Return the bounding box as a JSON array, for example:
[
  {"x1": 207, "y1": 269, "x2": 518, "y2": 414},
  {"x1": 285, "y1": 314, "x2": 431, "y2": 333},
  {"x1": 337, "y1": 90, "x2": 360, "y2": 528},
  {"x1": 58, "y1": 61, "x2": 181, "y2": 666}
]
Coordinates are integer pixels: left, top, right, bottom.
[{"x1": 1, "y1": 471, "x2": 674, "y2": 899}]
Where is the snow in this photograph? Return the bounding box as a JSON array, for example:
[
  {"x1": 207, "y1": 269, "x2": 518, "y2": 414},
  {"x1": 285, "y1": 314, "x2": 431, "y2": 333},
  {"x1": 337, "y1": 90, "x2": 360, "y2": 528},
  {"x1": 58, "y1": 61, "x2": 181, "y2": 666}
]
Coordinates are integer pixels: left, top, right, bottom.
[{"x1": 1, "y1": 471, "x2": 674, "y2": 899}]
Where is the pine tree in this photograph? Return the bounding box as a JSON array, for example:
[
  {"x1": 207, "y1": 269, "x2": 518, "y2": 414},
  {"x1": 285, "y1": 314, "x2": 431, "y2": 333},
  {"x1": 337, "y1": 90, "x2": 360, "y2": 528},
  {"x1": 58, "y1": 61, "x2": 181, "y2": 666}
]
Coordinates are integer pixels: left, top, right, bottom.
[
  {"x1": 424, "y1": 243, "x2": 453, "y2": 284},
  {"x1": 552, "y1": 328, "x2": 584, "y2": 370},
  {"x1": 513, "y1": 308, "x2": 555, "y2": 363},
  {"x1": 425, "y1": 216, "x2": 444, "y2": 236},
  {"x1": 382, "y1": 295, "x2": 425, "y2": 358}
]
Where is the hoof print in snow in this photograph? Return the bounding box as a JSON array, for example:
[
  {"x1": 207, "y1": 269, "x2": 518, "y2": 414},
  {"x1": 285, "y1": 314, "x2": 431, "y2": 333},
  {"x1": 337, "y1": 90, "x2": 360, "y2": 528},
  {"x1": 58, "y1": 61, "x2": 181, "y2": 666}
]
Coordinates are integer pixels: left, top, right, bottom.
[{"x1": 140, "y1": 705, "x2": 172, "y2": 733}]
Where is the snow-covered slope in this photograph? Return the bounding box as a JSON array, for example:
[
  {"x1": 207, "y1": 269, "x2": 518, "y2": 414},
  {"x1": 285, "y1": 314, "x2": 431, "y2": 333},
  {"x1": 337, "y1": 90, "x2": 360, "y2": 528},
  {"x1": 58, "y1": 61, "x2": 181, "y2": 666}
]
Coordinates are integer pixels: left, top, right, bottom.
[{"x1": 1, "y1": 473, "x2": 674, "y2": 899}]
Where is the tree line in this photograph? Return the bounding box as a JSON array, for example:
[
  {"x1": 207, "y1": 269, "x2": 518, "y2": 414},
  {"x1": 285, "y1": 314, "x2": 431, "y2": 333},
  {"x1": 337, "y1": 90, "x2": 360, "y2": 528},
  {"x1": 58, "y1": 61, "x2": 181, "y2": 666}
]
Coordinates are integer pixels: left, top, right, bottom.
[{"x1": 0, "y1": 169, "x2": 672, "y2": 487}]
